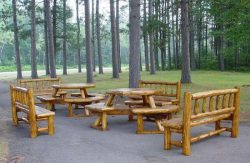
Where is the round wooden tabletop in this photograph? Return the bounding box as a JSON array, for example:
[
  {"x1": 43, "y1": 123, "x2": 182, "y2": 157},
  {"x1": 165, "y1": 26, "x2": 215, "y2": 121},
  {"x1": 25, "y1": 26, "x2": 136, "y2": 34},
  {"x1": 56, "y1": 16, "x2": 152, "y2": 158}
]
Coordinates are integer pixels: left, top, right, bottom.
[
  {"x1": 106, "y1": 88, "x2": 161, "y2": 96},
  {"x1": 52, "y1": 83, "x2": 96, "y2": 89}
]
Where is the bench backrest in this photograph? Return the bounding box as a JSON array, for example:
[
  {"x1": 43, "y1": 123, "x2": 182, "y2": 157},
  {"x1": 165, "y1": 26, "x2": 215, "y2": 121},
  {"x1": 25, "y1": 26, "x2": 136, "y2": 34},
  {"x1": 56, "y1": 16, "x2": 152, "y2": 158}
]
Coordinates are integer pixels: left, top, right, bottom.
[
  {"x1": 17, "y1": 78, "x2": 61, "y2": 95},
  {"x1": 139, "y1": 80, "x2": 181, "y2": 101},
  {"x1": 10, "y1": 85, "x2": 36, "y2": 122},
  {"x1": 183, "y1": 88, "x2": 240, "y2": 124}
]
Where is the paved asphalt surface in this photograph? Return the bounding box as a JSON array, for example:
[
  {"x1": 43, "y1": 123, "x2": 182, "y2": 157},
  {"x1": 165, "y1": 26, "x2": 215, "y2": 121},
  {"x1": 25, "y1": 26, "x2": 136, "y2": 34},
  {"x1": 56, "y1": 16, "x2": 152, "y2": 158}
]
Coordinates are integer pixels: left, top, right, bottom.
[{"x1": 0, "y1": 80, "x2": 250, "y2": 163}]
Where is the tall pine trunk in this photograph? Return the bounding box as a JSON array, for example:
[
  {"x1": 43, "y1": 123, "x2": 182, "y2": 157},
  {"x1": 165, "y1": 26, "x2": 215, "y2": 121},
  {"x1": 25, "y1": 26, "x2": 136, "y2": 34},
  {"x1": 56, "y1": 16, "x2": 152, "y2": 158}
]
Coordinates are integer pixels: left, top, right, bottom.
[
  {"x1": 76, "y1": 0, "x2": 81, "y2": 72},
  {"x1": 96, "y1": 0, "x2": 103, "y2": 74},
  {"x1": 45, "y1": 0, "x2": 57, "y2": 78},
  {"x1": 92, "y1": 0, "x2": 96, "y2": 72},
  {"x1": 53, "y1": 0, "x2": 57, "y2": 61},
  {"x1": 44, "y1": 0, "x2": 50, "y2": 75},
  {"x1": 181, "y1": 0, "x2": 191, "y2": 83},
  {"x1": 143, "y1": 0, "x2": 149, "y2": 71},
  {"x1": 110, "y1": 0, "x2": 119, "y2": 78},
  {"x1": 129, "y1": 0, "x2": 141, "y2": 88},
  {"x1": 30, "y1": 0, "x2": 38, "y2": 79},
  {"x1": 12, "y1": 0, "x2": 22, "y2": 79},
  {"x1": 85, "y1": 0, "x2": 94, "y2": 83},
  {"x1": 63, "y1": 0, "x2": 67, "y2": 75},
  {"x1": 116, "y1": 0, "x2": 122, "y2": 73},
  {"x1": 149, "y1": 0, "x2": 156, "y2": 74},
  {"x1": 167, "y1": 0, "x2": 171, "y2": 70}
]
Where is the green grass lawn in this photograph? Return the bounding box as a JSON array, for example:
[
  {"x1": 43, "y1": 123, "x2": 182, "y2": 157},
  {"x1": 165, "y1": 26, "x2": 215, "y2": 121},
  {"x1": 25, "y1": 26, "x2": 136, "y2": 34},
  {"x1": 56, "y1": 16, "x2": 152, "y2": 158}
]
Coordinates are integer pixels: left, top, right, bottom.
[{"x1": 58, "y1": 70, "x2": 250, "y2": 112}]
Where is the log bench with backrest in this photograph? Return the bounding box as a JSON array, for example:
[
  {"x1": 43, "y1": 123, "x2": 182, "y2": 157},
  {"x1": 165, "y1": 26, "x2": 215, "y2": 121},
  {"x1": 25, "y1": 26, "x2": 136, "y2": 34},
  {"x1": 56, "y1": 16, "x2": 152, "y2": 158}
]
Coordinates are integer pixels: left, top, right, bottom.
[
  {"x1": 10, "y1": 85, "x2": 55, "y2": 138},
  {"x1": 125, "y1": 80, "x2": 181, "y2": 121},
  {"x1": 162, "y1": 88, "x2": 240, "y2": 156},
  {"x1": 125, "y1": 80, "x2": 181, "y2": 107},
  {"x1": 17, "y1": 78, "x2": 66, "y2": 109}
]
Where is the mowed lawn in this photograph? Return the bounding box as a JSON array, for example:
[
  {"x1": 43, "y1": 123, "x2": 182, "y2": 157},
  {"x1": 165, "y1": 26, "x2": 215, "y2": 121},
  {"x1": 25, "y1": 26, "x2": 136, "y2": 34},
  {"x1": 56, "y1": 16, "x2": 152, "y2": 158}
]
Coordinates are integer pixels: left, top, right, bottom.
[{"x1": 59, "y1": 70, "x2": 250, "y2": 112}]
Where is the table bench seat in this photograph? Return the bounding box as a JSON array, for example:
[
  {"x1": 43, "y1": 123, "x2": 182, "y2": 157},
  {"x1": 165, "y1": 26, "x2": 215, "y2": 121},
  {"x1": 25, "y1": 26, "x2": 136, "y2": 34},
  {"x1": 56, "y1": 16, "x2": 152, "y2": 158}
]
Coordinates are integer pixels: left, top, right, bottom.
[
  {"x1": 131, "y1": 105, "x2": 179, "y2": 134},
  {"x1": 64, "y1": 96, "x2": 105, "y2": 117}
]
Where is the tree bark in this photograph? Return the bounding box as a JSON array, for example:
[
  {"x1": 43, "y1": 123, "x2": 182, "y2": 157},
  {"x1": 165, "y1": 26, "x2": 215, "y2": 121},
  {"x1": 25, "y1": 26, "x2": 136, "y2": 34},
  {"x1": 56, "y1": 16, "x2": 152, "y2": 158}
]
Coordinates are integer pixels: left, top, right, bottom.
[
  {"x1": 116, "y1": 0, "x2": 122, "y2": 73},
  {"x1": 181, "y1": 0, "x2": 191, "y2": 83},
  {"x1": 85, "y1": 0, "x2": 94, "y2": 83},
  {"x1": 44, "y1": 0, "x2": 50, "y2": 75},
  {"x1": 189, "y1": 0, "x2": 196, "y2": 70},
  {"x1": 129, "y1": 0, "x2": 141, "y2": 88},
  {"x1": 96, "y1": 0, "x2": 103, "y2": 74},
  {"x1": 53, "y1": 0, "x2": 57, "y2": 61},
  {"x1": 92, "y1": 0, "x2": 96, "y2": 72},
  {"x1": 12, "y1": 0, "x2": 23, "y2": 79},
  {"x1": 63, "y1": 0, "x2": 67, "y2": 75},
  {"x1": 30, "y1": 0, "x2": 38, "y2": 79},
  {"x1": 149, "y1": 0, "x2": 156, "y2": 74},
  {"x1": 143, "y1": 0, "x2": 149, "y2": 71},
  {"x1": 167, "y1": 0, "x2": 171, "y2": 70},
  {"x1": 45, "y1": 0, "x2": 57, "y2": 78},
  {"x1": 76, "y1": 0, "x2": 81, "y2": 72},
  {"x1": 110, "y1": 0, "x2": 119, "y2": 78}
]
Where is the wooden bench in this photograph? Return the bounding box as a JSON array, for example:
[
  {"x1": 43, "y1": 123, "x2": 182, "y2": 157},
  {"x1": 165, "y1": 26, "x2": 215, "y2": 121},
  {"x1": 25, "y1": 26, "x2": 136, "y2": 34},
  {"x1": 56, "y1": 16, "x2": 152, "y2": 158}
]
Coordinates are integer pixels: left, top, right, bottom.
[
  {"x1": 132, "y1": 104, "x2": 179, "y2": 134},
  {"x1": 17, "y1": 78, "x2": 66, "y2": 104},
  {"x1": 125, "y1": 80, "x2": 181, "y2": 107},
  {"x1": 10, "y1": 85, "x2": 55, "y2": 138},
  {"x1": 162, "y1": 88, "x2": 240, "y2": 155}
]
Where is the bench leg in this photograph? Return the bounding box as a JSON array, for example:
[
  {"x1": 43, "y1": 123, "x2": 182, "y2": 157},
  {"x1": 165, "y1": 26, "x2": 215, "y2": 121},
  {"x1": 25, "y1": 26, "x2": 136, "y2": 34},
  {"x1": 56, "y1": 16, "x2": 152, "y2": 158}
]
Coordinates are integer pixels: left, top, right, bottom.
[
  {"x1": 215, "y1": 120, "x2": 221, "y2": 135},
  {"x1": 68, "y1": 103, "x2": 73, "y2": 117},
  {"x1": 30, "y1": 121, "x2": 38, "y2": 138},
  {"x1": 155, "y1": 119, "x2": 164, "y2": 131},
  {"x1": 128, "y1": 114, "x2": 134, "y2": 121},
  {"x1": 164, "y1": 128, "x2": 171, "y2": 150},
  {"x1": 101, "y1": 112, "x2": 108, "y2": 131},
  {"x1": 12, "y1": 107, "x2": 18, "y2": 126},
  {"x1": 136, "y1": 114, "x2": 144, "y2": 134},
  {"x1": 48, "y1": 116, "x2": 55, "y2": 136},
  {"x1": 182, "y1": 128, "x2": 191, "y2": 156}
]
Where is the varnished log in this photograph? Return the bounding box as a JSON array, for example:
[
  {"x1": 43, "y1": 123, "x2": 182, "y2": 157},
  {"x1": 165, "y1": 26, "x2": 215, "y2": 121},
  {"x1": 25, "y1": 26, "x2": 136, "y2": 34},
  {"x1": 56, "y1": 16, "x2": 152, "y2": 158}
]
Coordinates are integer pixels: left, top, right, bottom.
[{"x1": 231, "y1": 87, "x2": 240, "y2": 138}]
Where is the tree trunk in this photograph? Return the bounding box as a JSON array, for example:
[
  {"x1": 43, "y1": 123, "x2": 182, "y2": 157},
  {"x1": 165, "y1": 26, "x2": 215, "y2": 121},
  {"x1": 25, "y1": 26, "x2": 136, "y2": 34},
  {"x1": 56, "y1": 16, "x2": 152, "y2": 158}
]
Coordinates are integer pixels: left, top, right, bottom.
[
  {"x1": 53, "y1": 0, "x2": 57, "y2": 61},
  {"x1": 45, "y1": 0, "x2": 57, "y2": 78},
  {"x1": 110, "y1": 0, "x2": 119, "y2": 78},
  {"x1": 63, "y1": 0, "x2": 67, "y2": 75},
  {"x1": 76, "y1": 0, "x2": 81, "y2": 72},
  {"x1": 149, "y1": 0, "x2": 156, "y2": 74},
  {"x1": 175, "y1": 1, "x2": 180, "y2": 69},
  {"x1": 189, "y1": 0, "x2": 196, "y2": 70},
  {"x1": 12, "y1": 0, "x2": 23, "y2": 79},
  {"x1": 85, "y1": 0, "x2": 94, "y2": 83},
  {"x1": 154, "y1": 0, "x2": 159, "y2": 71},
  {"x1": 143, "y1": 0, "x2": 149, "y2": 71},
  {"x1": 171, "y1": 0, "x2": 176, "y2": 69},
  {"x1": 129, "y1": 0, "x2": 141, "y2": 88},
  {"x1": 116, "y1": 0, "x2": 122, "y2": 73},
  {"x1": 167, "y1": 0, "x2": 171, "y2": 70},
  {"x1": 44, "y1": 0, "x2": 50, "y2": 75},
  {"x1": 96, "y1": 0, "x2": 103, "y2": 74},
  {"x1": 30, "y1": 0, "x2": 38, "y2": 79},
  {"x1": 92, "y1": 0, "x2": 96, "y2": 72},
  {"x1": 180, "y1": 0, "x2": 191, "y2": 83}
]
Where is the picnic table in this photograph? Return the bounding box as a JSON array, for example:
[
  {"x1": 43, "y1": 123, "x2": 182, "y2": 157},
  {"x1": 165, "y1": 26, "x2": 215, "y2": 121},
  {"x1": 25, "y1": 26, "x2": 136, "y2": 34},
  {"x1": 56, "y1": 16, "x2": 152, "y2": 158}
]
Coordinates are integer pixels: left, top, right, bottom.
[
  {"x1": 37, "y1": 83, "x2": 104, "y2": 117},
  {"x1": 86, "y1": 88, "x2": 169, "y2": 131},
  {"x1": 52, "y1": 83, "x2": 96, "y2": 98}
]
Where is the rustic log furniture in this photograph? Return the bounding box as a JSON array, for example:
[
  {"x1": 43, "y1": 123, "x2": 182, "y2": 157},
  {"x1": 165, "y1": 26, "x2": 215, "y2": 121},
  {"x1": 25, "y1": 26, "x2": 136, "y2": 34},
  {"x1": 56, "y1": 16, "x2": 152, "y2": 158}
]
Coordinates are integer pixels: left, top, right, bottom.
[
  {"x1": 86, "y1": 88, "x2": 178, "y2": 133},
  {"x1": 162, "y1": 88, "x2": 240, "y2": 156},
  {"x1": 48, "y1": 83, "x2": 104, "y2": 117},
  {"x1": 10, "y1": 85, "x2": 55, "y2": 138},
  {"x1": 125, "y1": 80, "x2": 181, "y2": 107}
]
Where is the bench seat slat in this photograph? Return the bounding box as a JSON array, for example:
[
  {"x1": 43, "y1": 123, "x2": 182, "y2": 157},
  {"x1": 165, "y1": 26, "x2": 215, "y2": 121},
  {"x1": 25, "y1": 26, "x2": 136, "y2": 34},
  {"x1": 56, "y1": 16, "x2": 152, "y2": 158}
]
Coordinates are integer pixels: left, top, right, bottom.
[{"x1": 132, "y1": 105, "x2": 179, "y2": 114}]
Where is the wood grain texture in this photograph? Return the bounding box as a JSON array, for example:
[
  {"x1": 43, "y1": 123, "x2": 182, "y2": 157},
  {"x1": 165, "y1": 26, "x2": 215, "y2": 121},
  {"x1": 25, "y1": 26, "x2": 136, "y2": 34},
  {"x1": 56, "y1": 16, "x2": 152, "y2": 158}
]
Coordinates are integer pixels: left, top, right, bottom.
[{"x1": 162, "y1": 87, "x2": 240, "y2": 156}]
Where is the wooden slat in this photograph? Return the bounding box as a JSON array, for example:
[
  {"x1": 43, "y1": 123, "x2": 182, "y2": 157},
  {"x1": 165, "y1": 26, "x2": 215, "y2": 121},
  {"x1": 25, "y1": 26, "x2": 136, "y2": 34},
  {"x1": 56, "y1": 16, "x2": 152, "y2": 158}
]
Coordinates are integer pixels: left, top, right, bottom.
[
  {"x1": 191, "y1": 128, "x2": 227, "y2": 143},
  {"x1": 191, "y1": 107, "x2": 235, "y2": 120},
  {"x1": 191, "y1": 114, "x2": 231, "y2": 127},
  {"x1": 192, "y1": 89, "x2": 238, "y2": 100}
]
